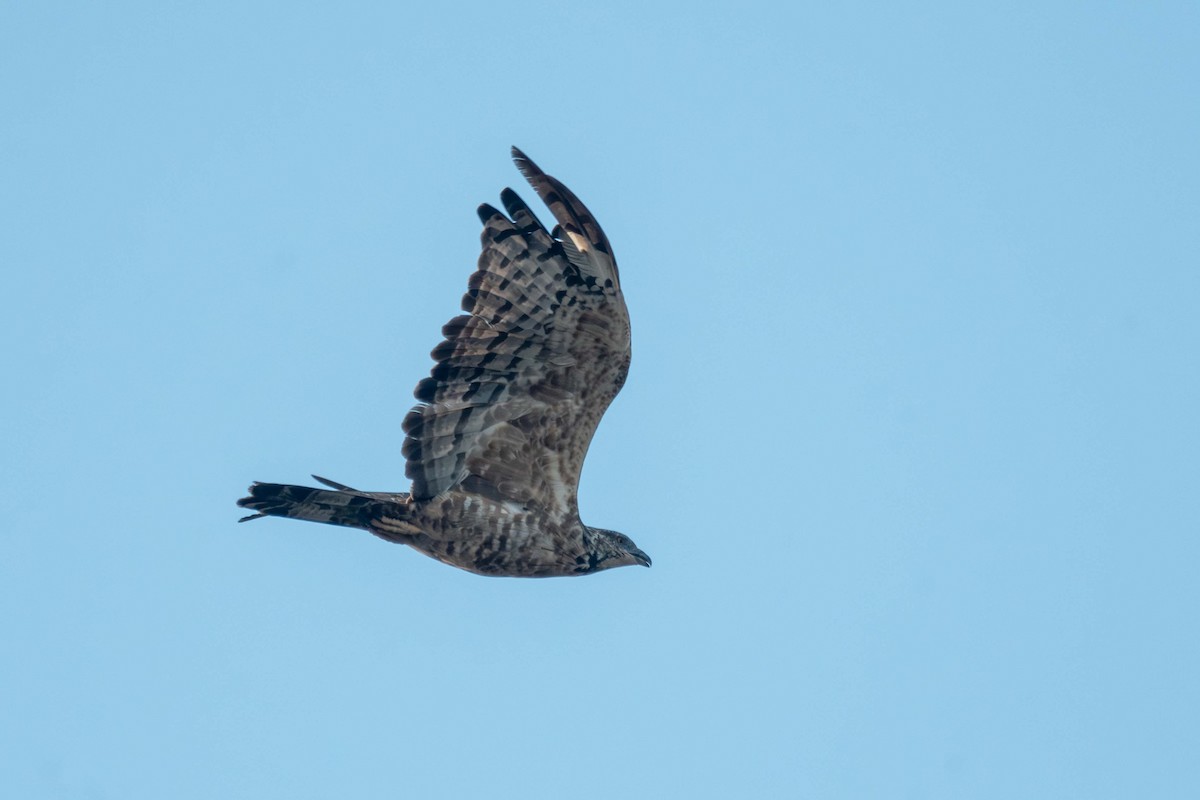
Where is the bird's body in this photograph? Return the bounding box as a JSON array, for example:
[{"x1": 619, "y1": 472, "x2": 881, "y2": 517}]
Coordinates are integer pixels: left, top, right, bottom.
[{"x1": 237, "y1": 148, "x2": 649, "y2": 577}]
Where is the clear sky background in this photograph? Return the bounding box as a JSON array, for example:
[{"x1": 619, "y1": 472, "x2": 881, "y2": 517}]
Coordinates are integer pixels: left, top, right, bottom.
[{"x1": 2, "y1": 2, "x2": 1197, "y2": 797}]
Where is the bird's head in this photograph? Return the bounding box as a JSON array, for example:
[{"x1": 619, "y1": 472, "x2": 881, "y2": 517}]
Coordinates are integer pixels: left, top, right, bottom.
[{"x1": 584, "y1": 527, "x2": 652, "y2": 573}]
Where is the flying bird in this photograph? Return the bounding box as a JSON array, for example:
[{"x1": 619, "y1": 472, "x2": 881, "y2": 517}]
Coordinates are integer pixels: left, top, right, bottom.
[{"x1": 237, "y1": 148, "x2": 649, "y2": 577}]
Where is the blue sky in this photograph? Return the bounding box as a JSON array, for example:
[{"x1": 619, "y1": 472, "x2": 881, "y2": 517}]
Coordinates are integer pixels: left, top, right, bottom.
[{"x1": 2, "y1": 2, "x2": 1197, "y2": 797}]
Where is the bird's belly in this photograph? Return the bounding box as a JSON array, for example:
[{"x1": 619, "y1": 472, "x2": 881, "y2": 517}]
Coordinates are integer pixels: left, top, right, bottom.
[{"x1": 405, "y1": 498, "x2": 585, "y2": 578}]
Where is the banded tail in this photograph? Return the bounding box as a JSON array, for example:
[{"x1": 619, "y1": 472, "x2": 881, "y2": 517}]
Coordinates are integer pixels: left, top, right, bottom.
[{"x1": 237, "y1": 475, "x2": 412, "y2": 532}]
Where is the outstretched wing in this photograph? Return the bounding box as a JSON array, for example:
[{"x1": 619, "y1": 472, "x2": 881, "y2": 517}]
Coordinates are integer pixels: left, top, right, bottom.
[{"x1": 401, "y1": 148, "x2": 629, "y2": 519}]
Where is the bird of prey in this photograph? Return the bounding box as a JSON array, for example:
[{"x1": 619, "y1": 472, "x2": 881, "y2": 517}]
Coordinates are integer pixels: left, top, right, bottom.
[{"x1": 237, "y1": 148, "x2": 650, "y2": 577}]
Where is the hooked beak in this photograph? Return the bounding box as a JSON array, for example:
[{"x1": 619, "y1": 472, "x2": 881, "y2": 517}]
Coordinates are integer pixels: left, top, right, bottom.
[{"x1": 631, "y1": 548, "x2": 652, "y2": 568}]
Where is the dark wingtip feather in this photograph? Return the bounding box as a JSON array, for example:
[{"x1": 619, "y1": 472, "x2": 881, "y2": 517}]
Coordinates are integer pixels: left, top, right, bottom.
[
  {"x1": 477, "y1": 203, "x2": 503, "y2": 224},
  {"x1": 413, "y1": 377, "x2": 432, "y2": 403},
  {"x1": 499, "y1": 187, "x2": 523, "y2": 213},
  {"x1": 500, "y1": 187, "x2": 550, "y2": 235}
]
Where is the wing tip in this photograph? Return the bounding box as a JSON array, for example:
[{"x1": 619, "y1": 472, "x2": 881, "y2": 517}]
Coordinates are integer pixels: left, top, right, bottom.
[
  {"x1": 477, "y1": 202, "x2": 503, "y2": 224},
  {"x1": 511, "y1": 145, "x2": 543, "y2": 182}
]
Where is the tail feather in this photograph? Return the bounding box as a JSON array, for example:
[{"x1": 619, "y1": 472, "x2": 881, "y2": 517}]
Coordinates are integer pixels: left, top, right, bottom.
[{"x1": 236, "y1": 480, "x2": 411, "y2": 530}]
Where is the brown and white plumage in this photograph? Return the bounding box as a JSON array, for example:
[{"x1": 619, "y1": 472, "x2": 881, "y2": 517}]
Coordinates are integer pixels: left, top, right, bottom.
[{"x1": 237, "y1": 148, "x2": 649, "y2": 577}]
